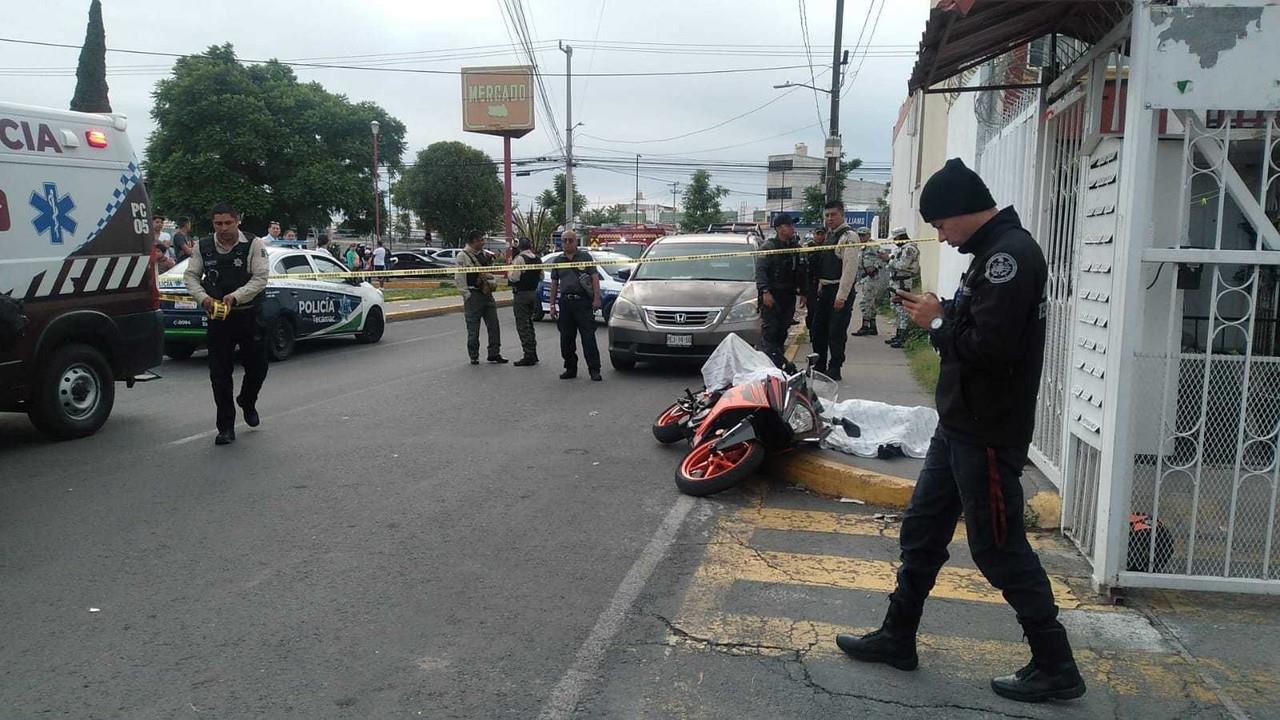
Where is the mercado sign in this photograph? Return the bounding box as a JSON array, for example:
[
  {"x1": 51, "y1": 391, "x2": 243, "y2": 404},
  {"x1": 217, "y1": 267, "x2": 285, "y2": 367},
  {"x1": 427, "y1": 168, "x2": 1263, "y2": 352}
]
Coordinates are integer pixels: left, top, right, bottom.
[{"x1": 461, "y1": 66, "x2": 535, "y2": 138}]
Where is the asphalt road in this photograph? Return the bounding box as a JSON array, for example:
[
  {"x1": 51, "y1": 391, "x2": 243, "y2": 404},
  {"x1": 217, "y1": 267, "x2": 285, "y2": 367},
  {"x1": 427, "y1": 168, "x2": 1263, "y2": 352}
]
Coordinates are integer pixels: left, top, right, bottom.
[{"x1": 0, "y1": 315, "x2": 709, "y2": 719}]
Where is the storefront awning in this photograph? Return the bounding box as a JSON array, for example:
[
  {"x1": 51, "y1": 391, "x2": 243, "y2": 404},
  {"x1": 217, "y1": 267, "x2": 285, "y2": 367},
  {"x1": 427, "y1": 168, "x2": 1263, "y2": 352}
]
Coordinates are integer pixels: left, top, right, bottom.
[{"x1": 908, "y1": 0, "x2": 1128, "y2": 92}]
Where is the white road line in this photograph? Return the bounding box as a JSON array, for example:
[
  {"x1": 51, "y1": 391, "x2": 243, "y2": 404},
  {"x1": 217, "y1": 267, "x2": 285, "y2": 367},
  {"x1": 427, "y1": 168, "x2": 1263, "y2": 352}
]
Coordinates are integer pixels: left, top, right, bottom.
[
  {"x1": 538, "y1": 494, "x2": 696, "y2": 720},
  {"x1": 164, "y1": 329, "x2": 461, "y2": 446}
]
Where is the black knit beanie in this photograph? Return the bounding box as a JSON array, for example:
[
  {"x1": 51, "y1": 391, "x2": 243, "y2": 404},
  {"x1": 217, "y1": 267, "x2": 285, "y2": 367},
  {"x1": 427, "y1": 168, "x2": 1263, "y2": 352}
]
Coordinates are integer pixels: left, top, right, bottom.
[{"x1": 919, "y1": 158, "x2": 996, "y2": 223}]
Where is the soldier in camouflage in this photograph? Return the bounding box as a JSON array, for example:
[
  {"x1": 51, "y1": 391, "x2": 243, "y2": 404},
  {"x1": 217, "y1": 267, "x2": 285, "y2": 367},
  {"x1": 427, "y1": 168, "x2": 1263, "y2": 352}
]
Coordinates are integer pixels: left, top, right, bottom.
[
  {"x1": 851, "y1": 227, "x2": 888, "y2": 337},
  {"x1": 885, "y1": 227, "x2": 920, "y2": 348}
]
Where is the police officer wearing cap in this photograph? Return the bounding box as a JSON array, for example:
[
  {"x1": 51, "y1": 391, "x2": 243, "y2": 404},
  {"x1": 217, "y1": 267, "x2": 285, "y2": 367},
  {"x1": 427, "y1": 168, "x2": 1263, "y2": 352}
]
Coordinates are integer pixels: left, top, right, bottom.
[
  {"x1": 549, "y1": 230, "x2": 603, "y2": 381},
  {"x1": 183, "y1": 202, "x2": 270, "y2": 446},
  {"x1": 755, "y1": 213, "x2": 805, "y2": 370},
  {"x1": 836, "y1": 159, "x2": 1084, "y2": 704},
  {"x1": 885, "y1": 227, "x2": 919, "y2": 349}
]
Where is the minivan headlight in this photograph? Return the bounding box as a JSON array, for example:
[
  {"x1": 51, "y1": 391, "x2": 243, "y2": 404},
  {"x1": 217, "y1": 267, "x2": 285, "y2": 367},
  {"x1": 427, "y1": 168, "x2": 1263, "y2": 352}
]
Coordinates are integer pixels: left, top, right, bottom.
[
  {"x1": 724, "y1": 298, "x2": 758, "y2": 323},
  {"x1": 611, "y1": 296, "x2": 642, "y2": 323}
]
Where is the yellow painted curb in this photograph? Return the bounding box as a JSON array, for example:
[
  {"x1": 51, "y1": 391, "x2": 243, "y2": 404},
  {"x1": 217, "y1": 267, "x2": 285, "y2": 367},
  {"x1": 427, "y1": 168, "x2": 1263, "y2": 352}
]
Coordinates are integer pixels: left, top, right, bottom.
[
  {"x1": 768, "y1": 452, "x2": 916, "y2": 508},
  {"x1": 386, "y1": 298, "x2": 513, "y2": 323}
]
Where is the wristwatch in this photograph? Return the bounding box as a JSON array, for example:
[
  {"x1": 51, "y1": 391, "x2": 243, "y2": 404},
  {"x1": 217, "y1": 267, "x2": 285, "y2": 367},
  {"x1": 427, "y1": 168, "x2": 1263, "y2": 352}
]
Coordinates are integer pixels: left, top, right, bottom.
[{"x1": 929, "y1": 316, "x2": 944, "y2": 331}]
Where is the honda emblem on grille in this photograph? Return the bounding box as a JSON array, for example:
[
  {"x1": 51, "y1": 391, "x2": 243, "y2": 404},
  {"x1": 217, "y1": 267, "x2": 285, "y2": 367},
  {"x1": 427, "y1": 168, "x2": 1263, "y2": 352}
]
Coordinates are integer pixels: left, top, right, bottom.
[{"x1": 675, "y1": 312, "x2": 687, "y2": 324}]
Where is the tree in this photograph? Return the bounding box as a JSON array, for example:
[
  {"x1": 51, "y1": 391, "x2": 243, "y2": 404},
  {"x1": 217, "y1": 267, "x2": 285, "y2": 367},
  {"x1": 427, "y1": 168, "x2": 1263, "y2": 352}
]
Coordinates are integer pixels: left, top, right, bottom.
[
  {"x1": 537, "y1": 173, "x2": 588, "y2": 227},
  {"x1": 512, "y1": 203, "x2": 555, "y2": 254},
  {"x1": 579, "y1": 203, "x2": 628, "y2": 226},
  {"x1": 679, "y1": 170, "x2": 729, "y2": 232},
  {"x1": 800, "y1": 156, "x2": 864, "y2": 224},
  {"x1": 393, "y1": 141, "x2": 502, "y2": 246},
  {"x1": 144, "y1": 45, "x2": 406, "y2": 235},
  {"x1": 70, "y1": 0, "x2": 111, "y2": 113}
]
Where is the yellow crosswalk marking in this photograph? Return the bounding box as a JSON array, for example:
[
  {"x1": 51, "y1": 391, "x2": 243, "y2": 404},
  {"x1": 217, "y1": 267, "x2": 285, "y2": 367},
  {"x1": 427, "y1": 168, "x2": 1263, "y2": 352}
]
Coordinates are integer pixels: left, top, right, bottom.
[{"x1": 743, "y1": 505, "x2": 1059, "y2": 550}]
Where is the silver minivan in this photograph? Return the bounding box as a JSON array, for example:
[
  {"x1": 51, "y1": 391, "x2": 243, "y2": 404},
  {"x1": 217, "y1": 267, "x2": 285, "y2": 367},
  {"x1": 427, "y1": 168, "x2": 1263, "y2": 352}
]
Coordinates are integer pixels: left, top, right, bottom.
[{"x1": 606, "y1": 234, "x2": 762, "y2": 370}]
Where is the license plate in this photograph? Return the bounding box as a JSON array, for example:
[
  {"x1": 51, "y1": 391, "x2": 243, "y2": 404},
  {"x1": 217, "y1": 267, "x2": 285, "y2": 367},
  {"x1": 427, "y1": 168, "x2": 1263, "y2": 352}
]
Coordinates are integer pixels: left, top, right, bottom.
[
  {"x1": 666, "y1": 334, "x2": 692, "y2": 348},
  {"x1": 174, "y1": 300, "x2": 197, "y2": 310}
]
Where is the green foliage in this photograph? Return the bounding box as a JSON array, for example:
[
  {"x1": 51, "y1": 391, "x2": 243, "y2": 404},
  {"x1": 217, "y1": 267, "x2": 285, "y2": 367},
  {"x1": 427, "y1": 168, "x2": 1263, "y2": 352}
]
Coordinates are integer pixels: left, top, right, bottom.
[
  {"x1": 579, "y1": 203, "x2": 628, "y2": 226},
  {"x1": 70, "y1": 0, "x2": 111, "y2": 113},
  {"x1": 144, "y1": 44, "x2": 406, "y2": 235},
  {"x1": 513, "y1": 203, "x2": 555, "y2": 254},
  {"x1": 800, "y1": 155, "x2": 863, "y2": 224},
  {"x1": 537, "y1": 173, "x2": 588, "y2": 227},
  {"x1": 393, "y1": 141, "x2": 502, "y2": 247},
  {"x1": 679, "y1": 170, "x2": 729, "y2": 232}
]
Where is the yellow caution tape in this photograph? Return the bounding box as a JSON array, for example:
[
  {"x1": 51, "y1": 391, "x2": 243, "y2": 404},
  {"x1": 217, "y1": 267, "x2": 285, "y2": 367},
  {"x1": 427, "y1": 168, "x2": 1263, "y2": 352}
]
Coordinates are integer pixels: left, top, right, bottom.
[{"x1": 156, "y1": 237, "x2": 937, "y2": 285}]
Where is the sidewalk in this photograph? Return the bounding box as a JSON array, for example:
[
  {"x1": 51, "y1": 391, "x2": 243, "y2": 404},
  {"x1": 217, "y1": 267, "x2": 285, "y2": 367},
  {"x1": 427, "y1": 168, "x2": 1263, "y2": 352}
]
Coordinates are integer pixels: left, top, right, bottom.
[
  {"x1": 774, "y1": 314, "x2": 1062, "y2": 528},
  {"x1": 384, "y1": 290, "x2": 513, "y2": 323}
]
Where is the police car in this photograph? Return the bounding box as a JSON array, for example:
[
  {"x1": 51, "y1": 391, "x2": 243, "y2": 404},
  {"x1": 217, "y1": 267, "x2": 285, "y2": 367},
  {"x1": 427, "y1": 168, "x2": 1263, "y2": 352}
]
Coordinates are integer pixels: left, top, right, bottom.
[
  {"x1": 157, "y1": 247, "x2": 386, "y2": 361},
  {"x1": 535, "y1": 249, "x2": 635, "y2": 323}
]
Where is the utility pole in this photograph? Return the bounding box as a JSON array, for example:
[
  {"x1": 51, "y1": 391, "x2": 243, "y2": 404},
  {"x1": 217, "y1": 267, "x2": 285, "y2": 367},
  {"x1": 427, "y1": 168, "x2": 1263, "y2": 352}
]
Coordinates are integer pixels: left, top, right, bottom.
[
  {"x1": 559, "y1": 41, "x2": 575, "y2": 231},
  {"x1": 826, "y1": 0, "x2": 846, "y2": 205},
  {"x1": 635, "y1": 153, "x2": 641, "y2": 224},
  {"x1": 669, "y1": 181, "x2": 680, "y2": 217}
]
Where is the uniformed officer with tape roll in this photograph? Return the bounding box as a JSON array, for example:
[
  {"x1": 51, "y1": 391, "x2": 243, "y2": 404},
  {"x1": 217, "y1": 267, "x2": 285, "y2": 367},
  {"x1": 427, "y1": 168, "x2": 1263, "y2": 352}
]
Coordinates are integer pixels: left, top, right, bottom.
[
  {"x1": 836, "y1": 159, "x2": 1083, "y2": 703},
  {"x1": 183, "y1": 202, "x2": 270, "y2": 446}
]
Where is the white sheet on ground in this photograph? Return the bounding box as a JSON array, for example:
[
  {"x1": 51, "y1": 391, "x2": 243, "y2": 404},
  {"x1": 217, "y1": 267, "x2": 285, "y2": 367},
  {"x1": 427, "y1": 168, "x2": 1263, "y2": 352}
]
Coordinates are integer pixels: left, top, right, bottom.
[
  {"x1": 701, "y1": 333, "x2": 785, "y2": 391},
  {"x1": 822, "y1": 398, "x2": 938, "y2": 459}
]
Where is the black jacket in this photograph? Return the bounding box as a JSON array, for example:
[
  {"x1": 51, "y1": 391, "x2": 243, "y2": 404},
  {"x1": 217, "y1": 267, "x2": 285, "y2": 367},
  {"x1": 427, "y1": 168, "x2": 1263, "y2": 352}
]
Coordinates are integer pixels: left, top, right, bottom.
[
  {"x1": 755, "y1": 236, "x2": 804, "y2": 295},
  {"x1": 930, "y1": 207, "x2": 1047, "y2": 447}
]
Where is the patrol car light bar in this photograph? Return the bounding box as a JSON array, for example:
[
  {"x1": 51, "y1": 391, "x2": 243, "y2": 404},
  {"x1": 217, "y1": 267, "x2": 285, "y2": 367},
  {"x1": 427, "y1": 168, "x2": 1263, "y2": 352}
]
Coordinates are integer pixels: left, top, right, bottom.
[{"x1": 85, "y1": 130, "x2": 108, "y2": 148}]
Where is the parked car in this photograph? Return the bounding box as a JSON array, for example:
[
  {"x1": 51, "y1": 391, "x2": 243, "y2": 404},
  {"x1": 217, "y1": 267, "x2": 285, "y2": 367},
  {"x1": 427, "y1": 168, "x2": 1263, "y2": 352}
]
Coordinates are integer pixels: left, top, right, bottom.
[
  {"x1": 158, "y1": 248, "x2": 385, "y2": 362},
  {"x1": 535, "y1": 249, "x2": 636, "y2": 323},
  {"x1": 426, "y1": 248, "x2": 464, "y2": 265},
  {"x1": 598, "y1": 242, "x2": 646, "y2": 260},
  {"x1": 0, "y1": 101, "x2": 164, "y2": 438},
  {"x1": 390, "y1": 251, "x2": 449, "y2": 273},
  {"x1": 606, "y1": 234, "x2": 761, "y2": 370}
]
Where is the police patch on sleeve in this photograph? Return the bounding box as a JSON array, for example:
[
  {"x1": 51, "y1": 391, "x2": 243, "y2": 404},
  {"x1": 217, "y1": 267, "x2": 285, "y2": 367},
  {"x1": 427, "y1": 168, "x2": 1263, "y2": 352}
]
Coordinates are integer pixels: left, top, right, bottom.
[{"x1": 985, "y1": 252, "x2": 1018, "y2": 284}]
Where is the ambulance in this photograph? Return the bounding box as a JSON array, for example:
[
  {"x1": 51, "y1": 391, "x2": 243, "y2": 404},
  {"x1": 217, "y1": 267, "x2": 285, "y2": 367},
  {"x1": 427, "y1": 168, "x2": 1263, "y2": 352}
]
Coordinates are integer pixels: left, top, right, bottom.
[{"x1": 0, "y1": 102, "x2": 163, "y2": 438}]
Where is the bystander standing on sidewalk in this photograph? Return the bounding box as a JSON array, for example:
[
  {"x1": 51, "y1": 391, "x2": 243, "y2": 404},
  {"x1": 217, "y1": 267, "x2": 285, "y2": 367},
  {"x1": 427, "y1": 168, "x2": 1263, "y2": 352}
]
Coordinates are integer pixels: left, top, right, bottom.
[
  {"x1": 454, "y1": 230, "x2": 507, "y2": 365},
  {"x1": 172, "y1": 216, "x2": 193, "y2": 261},
  {"x1": 372, "y1": 240, "x2": 389, "y2": 288},
  {"x1": 507, "y1": 238, "x2": 542, "y2": 366}
]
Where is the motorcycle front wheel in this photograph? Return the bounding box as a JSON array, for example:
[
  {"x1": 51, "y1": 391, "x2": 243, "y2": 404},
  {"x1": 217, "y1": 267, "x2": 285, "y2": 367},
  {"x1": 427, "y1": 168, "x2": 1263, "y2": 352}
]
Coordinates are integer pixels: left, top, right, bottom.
[
  {"x1": 653, "y1": 402, "x2": 691, "y2": 444},
  {"x1": 675, "y1": 439, "x2": 764, "y2": 496}
]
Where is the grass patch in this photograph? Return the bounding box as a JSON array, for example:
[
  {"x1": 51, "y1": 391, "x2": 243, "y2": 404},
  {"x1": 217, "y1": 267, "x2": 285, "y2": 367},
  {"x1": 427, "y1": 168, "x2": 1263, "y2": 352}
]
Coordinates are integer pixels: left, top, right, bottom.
[
  {"x1": 383, "y1": 287, "x2": 462, "y2": 302},
  {"x1": 901, "y1": 325, "x2": 940, "y2": 393}
]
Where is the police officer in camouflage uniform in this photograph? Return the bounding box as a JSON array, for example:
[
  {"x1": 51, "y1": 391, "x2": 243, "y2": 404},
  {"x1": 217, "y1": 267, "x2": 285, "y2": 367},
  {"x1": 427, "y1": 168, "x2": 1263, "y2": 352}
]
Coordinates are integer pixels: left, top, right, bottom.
[
  {"x1": 885, "y1": 227, "x2": 920, "y2": 349},
  {"x1": 851, "y1": 227, "x2": 887, "y2": 337}
]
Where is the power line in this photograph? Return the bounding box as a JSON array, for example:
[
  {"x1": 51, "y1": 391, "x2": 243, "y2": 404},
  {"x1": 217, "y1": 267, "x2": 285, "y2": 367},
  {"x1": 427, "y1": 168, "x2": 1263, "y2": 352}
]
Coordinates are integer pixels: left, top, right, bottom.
[
  {"x1": 575, "y1": 0, "x2": 609, "y2": 119},
  {"x1": 797, "y1": 0, "x2": 825, "y2": 130},
  {"x1": 842, "y1": 0, "x2": 887, "y2": 98},
  {"x1": 0, "y1": 37, "x2": 830, "y2": 78}
]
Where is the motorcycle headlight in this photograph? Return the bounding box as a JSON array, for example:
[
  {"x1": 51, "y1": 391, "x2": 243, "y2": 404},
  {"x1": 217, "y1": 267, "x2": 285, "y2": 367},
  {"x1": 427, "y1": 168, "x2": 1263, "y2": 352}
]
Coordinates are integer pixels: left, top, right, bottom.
[
  {"x1": 724, "y1": 298, "x2": 758, "y2": 323},
  {"x1": 786, "y1": 403, "x2": 815, "y2": 434},
  {"x1": 611, "y1": 296, "x2": 642, "y2": 323}
]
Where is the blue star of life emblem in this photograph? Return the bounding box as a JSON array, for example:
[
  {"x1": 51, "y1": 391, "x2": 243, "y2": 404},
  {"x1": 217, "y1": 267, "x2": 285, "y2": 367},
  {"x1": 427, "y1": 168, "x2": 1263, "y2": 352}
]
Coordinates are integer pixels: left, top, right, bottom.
[
  {"x1": 338, "y1": 294, "x2": 356, "y2": 317},
  {"x1": 30, "y1": 182, "x2": 77, "y2": 245}
]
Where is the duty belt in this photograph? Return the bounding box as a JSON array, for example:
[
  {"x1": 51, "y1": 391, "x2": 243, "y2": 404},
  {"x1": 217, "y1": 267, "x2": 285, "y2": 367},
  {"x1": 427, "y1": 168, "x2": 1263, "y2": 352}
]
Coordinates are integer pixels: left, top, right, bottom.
[{"x1": 563, "y1": 292, "x2": 587, "y2": 301}]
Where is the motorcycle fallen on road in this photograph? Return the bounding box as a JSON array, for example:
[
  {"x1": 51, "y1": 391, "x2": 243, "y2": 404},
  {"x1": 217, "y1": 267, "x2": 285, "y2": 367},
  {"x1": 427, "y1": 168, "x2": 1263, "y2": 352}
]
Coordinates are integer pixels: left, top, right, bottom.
[
  {"x1": 669, "y1": 353, "x2": 860, "y2": 496},
  {"x1": 652, "y1": 387, "x2": 721, "y2": 444}
]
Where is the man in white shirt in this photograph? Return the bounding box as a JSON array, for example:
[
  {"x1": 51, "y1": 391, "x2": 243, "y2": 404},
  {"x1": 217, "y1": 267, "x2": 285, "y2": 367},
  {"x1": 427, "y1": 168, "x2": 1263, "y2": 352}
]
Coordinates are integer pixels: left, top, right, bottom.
[{"x1": 371, "y1": 240, "x2": 389, "y2": 288}]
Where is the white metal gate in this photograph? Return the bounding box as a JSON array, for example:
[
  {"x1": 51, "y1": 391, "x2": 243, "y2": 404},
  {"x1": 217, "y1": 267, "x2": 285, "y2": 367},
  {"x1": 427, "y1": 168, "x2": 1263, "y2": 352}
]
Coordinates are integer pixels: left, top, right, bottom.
[
  {"x1": 1121, "y1": 110, "x2": 1280, "y2": 592},
  {"x1": 1028, "y1": 94, "x2": 1089, "y2": 488}
]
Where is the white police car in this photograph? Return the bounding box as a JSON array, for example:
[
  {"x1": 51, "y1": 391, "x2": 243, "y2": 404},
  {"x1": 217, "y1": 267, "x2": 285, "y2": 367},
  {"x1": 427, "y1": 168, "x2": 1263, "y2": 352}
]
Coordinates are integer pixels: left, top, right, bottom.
[{"x1": 157, "y1": 247, "x2": 386, "y2": 361}]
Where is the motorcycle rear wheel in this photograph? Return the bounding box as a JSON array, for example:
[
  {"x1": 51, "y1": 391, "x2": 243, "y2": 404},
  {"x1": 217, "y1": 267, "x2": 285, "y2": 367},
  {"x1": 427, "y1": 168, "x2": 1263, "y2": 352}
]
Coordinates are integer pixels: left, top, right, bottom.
[
  {"x1": 653, "y1": 402, "x2": 691, "y2": 444},
  {"x1": 675, "y1": 439, "x2": 764, "y2": 496}
]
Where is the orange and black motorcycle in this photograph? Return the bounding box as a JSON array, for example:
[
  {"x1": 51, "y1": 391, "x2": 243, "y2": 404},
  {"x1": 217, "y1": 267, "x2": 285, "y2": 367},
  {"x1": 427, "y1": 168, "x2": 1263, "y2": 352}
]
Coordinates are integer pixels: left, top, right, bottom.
[{"x1": 668, "y1": 354, "x2": 858, "y2": 496}]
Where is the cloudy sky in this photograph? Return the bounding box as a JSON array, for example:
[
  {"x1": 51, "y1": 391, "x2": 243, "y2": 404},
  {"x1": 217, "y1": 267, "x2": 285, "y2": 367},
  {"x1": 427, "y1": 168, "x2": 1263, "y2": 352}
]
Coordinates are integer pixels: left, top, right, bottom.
[{"x1": 3, "y1": 0, "x2": 928, "y2": 215}]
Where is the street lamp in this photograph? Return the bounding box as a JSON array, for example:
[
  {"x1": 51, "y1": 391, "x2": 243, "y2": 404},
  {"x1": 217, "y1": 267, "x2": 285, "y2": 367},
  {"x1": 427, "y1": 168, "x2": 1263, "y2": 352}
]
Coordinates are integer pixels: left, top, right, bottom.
[{"x1": 370, "y1": 120, "x2": 381, "y2": 244}]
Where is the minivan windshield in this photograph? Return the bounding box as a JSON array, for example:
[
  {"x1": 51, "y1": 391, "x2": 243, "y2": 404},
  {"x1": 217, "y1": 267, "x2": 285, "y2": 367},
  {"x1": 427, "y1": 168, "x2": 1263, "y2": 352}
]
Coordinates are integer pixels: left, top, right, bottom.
[{"x1": 632, "y1": 242, "x2": 754, "y2": 281}]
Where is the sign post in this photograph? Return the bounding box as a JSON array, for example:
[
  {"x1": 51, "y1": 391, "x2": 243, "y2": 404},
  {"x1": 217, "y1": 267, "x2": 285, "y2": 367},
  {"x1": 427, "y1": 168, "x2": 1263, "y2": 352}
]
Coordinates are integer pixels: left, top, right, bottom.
[{"x1": 461, "y1": 66, "x2": 535, "y2": 247}]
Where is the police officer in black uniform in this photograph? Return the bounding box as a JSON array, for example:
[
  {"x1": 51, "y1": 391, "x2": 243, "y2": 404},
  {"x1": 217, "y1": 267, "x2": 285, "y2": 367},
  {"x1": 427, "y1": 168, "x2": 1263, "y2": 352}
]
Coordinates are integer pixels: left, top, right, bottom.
[
  {"x1": 183, "y1": 202, "x2": 270, "y2": 446},
  {"x1": 755, "y1": 213, "x2": 804, "y2": 371},
  {"x1": 549, "y1": 230, "x2": 603, "y2": 381},
  {"x1": 836, "y1": 159, "x2": 1085, "y2": 703}
]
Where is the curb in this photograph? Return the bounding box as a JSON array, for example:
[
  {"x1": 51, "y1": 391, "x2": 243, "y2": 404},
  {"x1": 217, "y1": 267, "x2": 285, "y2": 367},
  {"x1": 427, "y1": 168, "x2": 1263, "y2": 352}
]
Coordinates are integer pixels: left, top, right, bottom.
[
  {"x1": 386, "y1": 297, "x2": 513, "y2": 323},
  {"x1": 774, "y1": 331, "x2": 1060, "y2": 529}
]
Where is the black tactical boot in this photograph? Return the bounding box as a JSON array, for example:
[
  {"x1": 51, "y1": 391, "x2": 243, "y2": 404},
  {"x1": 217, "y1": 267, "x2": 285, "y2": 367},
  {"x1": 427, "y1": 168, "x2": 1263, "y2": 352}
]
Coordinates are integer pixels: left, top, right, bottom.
[
  {"x1": 836, "y1": 598, "x2": 920, "y2": 671},
  {"x1": 888, "y1": 329, "x2": 906, "y2": 349},
  {"x1": 991, "y1": 626, "x2": 1086, "y2": 703},
  {"x1": 851, "y1": 319, "x2": 876, "y2": 336}
]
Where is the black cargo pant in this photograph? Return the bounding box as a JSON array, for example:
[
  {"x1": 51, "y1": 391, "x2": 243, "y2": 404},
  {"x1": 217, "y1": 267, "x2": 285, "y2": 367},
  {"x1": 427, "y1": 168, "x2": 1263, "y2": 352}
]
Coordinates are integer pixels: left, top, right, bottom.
[
  {"x1": 557, "y1": 296, "x2": 600, "y2": 373},
  {"x1": 894, "y1": 430, "x2": 1062, "y2": 631},
  {"x1": 512, "y1": 289, "x2": 539, "y2": 360},
  {"x1": 810, "y1": 283, "x2": 854, "y2": 371},
  {"x1": 207, "y1": 307, "x2": 268, "y2": 433},
  {"x1": 760, "y1": 290, "x2": 797, "y2": 369}
]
